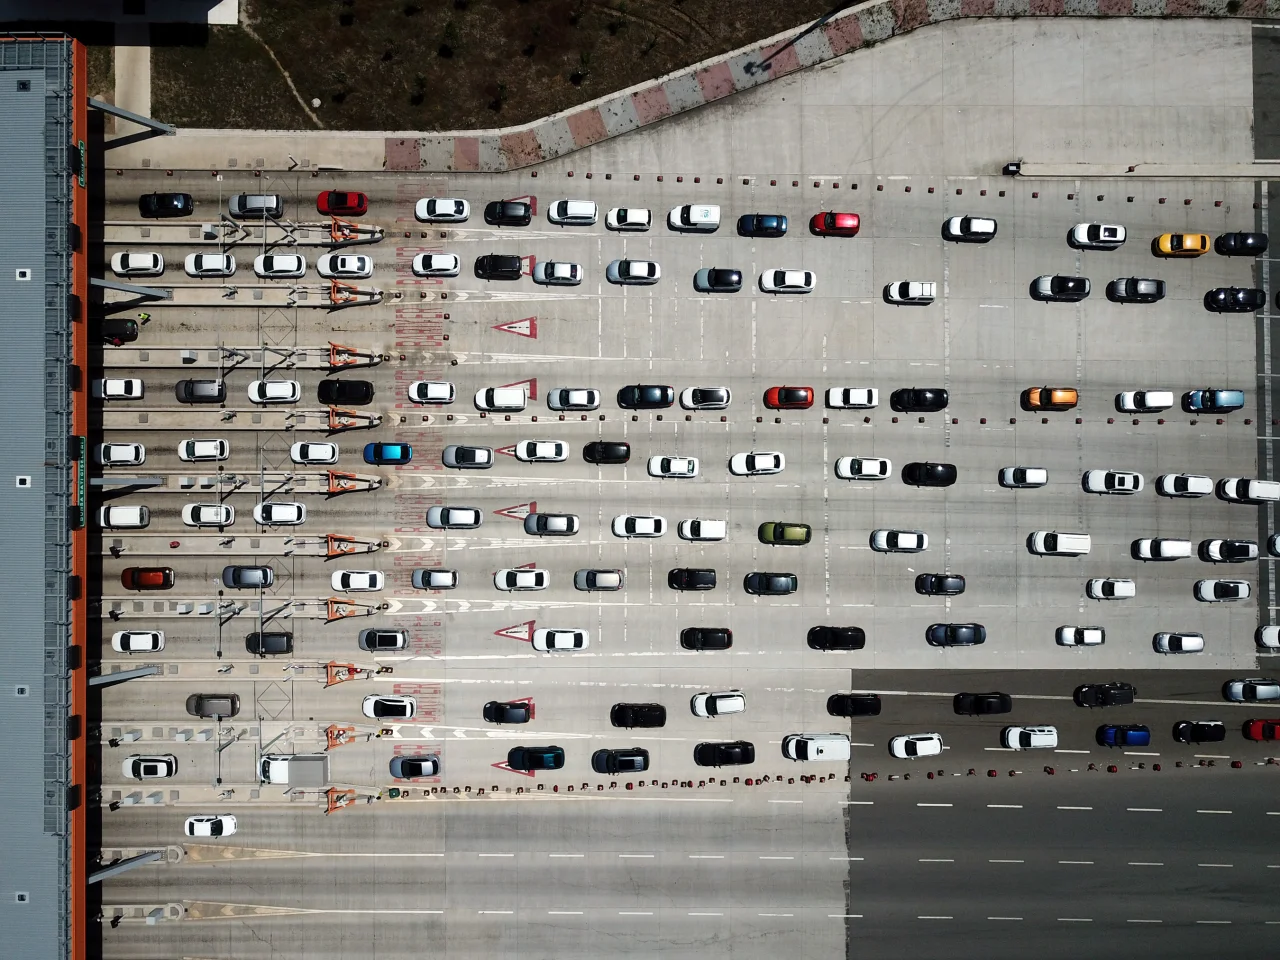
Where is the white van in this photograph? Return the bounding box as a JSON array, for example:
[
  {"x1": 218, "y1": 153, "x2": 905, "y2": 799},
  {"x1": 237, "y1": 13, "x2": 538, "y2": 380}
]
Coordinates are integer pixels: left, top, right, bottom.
[
  {"x1": 547, "y1": 199, "x2": 597, "y2": 225},
  {"x1": 1218, "y1": 478, "x2": 1280, "y2": 503},
  {"x1": 1029, "y1": 531, "x2": 1090, "y2": 556},
  {"x1": 99, "y1": 505, "x2": 150, "y2": 529},
  {"x1": 677, "y1": 518, "x2": 726, "y2": 541},
  {"x1": 782, "y1": 733, "x2": 851, "y2": 762},
  {"x1": 1133, "y1": 538, "x2": 1193, "y2": 560},
  {"x1": 668, "y1": 204, "x2": 720, "y2": 232},
  {"x1": 474, "y1": 386, "x2": 527, "y2": 411}
]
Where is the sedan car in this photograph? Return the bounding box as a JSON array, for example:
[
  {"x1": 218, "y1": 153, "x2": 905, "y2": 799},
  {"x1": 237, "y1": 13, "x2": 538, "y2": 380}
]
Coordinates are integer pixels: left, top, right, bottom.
[
  {"x1": 680, "y1": 627, "x2": 732, "y2": 650},
  {"x1": 92, "y1": 378, "x2": 144, "y2": 400},
  {"x1": 592, "y1": 748, "x2": 650, "y2": 774},
  {"x1": 810, "y1": 211, "x2": 860, "y2": 236},
  {"x1": 1073, "y1": 682, "x2": 1136, "y2": 707},
  {"x1": 954, "y1": 692, "x2": 1012, "y2": 715},
  {"x1": 331, "y1": 570, "x2": 384, "y2": 592},
  {"x1": 758, "y1": 521, "x2": 812, "y2": 545},
  {"x1": 408, "y1": 380, "x2": 455, "y2": 404},
  {"x1": 1156, "y1": 473, "x2": 1213, "y2": 498},
  {"x1": 942, "y1": 215, "x2": 997, "y2": 242},
  {"x1": 764, "y1": 386, "x2": 814, "y2": 409},
  {"x1": 730, "y1": 451, "x2": 785, "y2": 476},
  {"x1": 253, "y1": 254, "x2": 306, "y2": 278},
  {"x1": 425, "y1": 506, "x2": 482, "y2": 529},
  {"x1": 442, "y1": 445, "x2": 494, "y2": 469},
  {"x1": 890, "y1": 387, "x2": 948, "y2": 412},
  {"x1": 835, "y1": 456, "x2": 891, "y2": 480},
  {"x1": 606, "y1": 259, "x2": 661, "y2": 284},
  {"x1": 1156, "y1": 232, "x2": 1210, "y2": 256},
  {"x1": 111, "y1": 630, "x2": 165, "y2": 653},
  {"x1": 184, "y1": 815, "x2": 237, "y2": 837},
  {"x1": 317, "y1": 190, "x2": 368, "y2": 216},
  {"x1": 390, "y1": 755, "x2": 440, "y2": 778},
  {"x1": 415, "y1": 197, "x2": 469, "y2": 222},
  {"x1": 584, "y1": 441, "x2": 630, "y2": 464},
  {"x1": 1184, "y1": 387, "x2": 1245, "y2": 413},
  {"x1": 680, "y1": 386, "x2": 731, "y2": 410},
  {"x1": 1243, "y1": 719, "x2": 1280, "y2": 741},
  {"x1": 122, "y1": 755, "x2": 178, "y2": 779},
  {"x1": 412, "y1": 568, "x2": 458, "y2": 590},
  {"x1": 759, "y1": 269, "x2": 815, "y2": 294},
  {"x1": 807, "y1": 625, "x2": 866, "y2": 650},
  {"x1": 507, "y1": 746, "x2": 565, "y2": 771},
  {"x1": 1153, "y1": 632, "x2": 1205, "y2": 654},
  {"x1": 693, "y1": 741, "x2": 755, "y2": 766},
  {"x1": 1195, "y1": 579, "x2": 1251, "y2": 602},
  {"x1": 1204, "y1": 286, "x2": 1266, "y2": 312},
  {"x1": 484, "y1": 701, "x2": 532, "y2": 724},
  {"x1": 532, "y1": 260, "x2": 582, "y2": 285},
  {"x1": 253, "y1": 501, "x2": 306, "y2": 525},
  {"x1": 902, "y1": 461, "x2": 957, "y2": 487},
  {"x1": 1097, "y1": 724, "x2": 1151, "y2": 748},
  {"x1": 1086, "y1": 578, "x2": 1135, "y2": 600},
  {"x1": 182, "y1": 503, "x2": 233, "y2": 527},
  {"x1": 648, "y1": 455, "x2": 698, "y2": 478},
  {"x1": 484, "y1": 200, "x2": 532, "y2": 226},
  {"x1": 693, "y1": 268, "x2": 743, "y2": 293},
  {"x1": 362, "y1": 695, "x2": 416, "y2": 720},
  {"x1": 1083, "y1": 470, "x2": 1144, "y2": 495},
  {"x1": 889, "y1": 733, "x2": 942, "y2": 759},
  {"x1": 247, "y1": 379, "x2": 301, "y2": 404},
  {"x1": 121, "y1": 567, "x2": 174, "y2": 590},
  {"x1": 926, "y1": 623, "x2": 986, "y2": 646},
  {"x1": 222, "y1": 565, "x2": 273, "y2": 589},
  {"x1": 411, "y1": 253, "x2": 461, "y2": 277},
  {"x1": 691, "y1": 690, "x2": 746, "y2": 718},
  {"x1": 573, "y1": 568, "x2": 623, "y2": 592},
  {"x1": 1172, "y1": 720, "x2": 1226, "y2": 743},
  {"x1": 668, "y1": 568, "x2": 716, "y2": 591},
  {"x1": 1215, "y1": 231, "x2": 1268, "y2": 256},
  {"x1": 870, "y1": 529, "x2": 928, "y2": 552},
  {"x1": 738, "y1": 213, "x2": 788, "y2": 237},
  {"x1": 915, "y1": 573, "x2": 965, "y2": 596},
  {"x1": 1223, "y1": 678, "x2": 1280, "y2": 702},
  {"x1": 826, "y1": 387, "x2": 878, "y2": 409},
  {"x1": 290, "y1": 441, "x2": 339, "y2": 464},
  {"x1": 516, "y1": 440, "x2": 568, "y2": 462},
  {"x1": 828, "y1": 693, "x2": 883, "y2": 718},
  {"x1": 1032, "y1": 275, "x2": 1090, "y2": 301},
  {"x1": 138, "y1": 192, "x2": 192, "y2": 218},
  {"x1": 1201, "y1": 538, "x2": 1259, "y2": 563},
  {"x1": 319, "y1": 379, "x2": 374, "y2": 405},
  {"x1": 184, "y1": 253, "x2": 236, "y2": 277},
  {"x1": 524, "y1": 512, "x2": 579, "y2": 536},
  {"x1": 1069, "y1": 222, "x2": 1126, "y2": 249},
  {"x1": 547, "y1": 387, "x2": 600, "y2": 411},
  {"x1": 1107, "y1": 277, "x2": 1165, "y2": 303},
  {"x1": 97, "y1": 442, "x2": 145, "y2": 466},
  {"x1": 617, "y1": 384, "x2": 674, "y2": 409},
  {"x1": 611, "y1": 514, "x2": 666, "y2": 538},
  {"x1": 494, "y1": 568, "x2": 549, "y2": 591},
  {"x1": 363, "y1": 442, "x2": 412, "y2": 465},
  {"x1": 532, "y1": 629, "x2": 589, "y2": 652},
  {"x1": 178, "y1": 439, "x2": 229, "y2": 462},
  {"x1": 1058, "y1": 625, "x2": 1106, "y2": 646},
  {"x1": 743, "y1": 571, "x2": 797, "y2": 596},
  {"x1": 316, "y1": 254, "x2": 373, "y2": 279}
]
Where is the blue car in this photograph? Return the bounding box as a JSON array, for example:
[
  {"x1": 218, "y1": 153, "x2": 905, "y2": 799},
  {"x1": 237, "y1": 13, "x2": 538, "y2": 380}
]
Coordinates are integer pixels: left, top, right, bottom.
[
  {"x1": 363, "y1": 442, "x2": 413, "y2": 465},
  {"x1": 1097, "y1": 724, "x2": 1150, "y2": 748},
  {"x1": 737, "y1": 213, "x2": 788, "y2": 238},
  {"x1": 1183, "y1": 388, "x2": 1244, "y2": 413}
]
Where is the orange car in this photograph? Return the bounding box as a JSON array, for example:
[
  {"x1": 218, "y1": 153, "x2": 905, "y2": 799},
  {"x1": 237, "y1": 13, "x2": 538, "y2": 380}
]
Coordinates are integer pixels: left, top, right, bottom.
[
  {"x1": 1156, "y1": 232, "x2": 1210, "y2": 257},
  {"x1": 1023, "y1": 387, "x2": 1078, "y2": 411}
]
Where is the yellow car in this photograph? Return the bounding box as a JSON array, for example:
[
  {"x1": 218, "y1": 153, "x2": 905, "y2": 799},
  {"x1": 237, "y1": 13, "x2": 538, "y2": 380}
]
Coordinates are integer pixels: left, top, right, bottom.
[
  {"x1": 1156, "y1": 232, "x2": 1210, "y2": 257},
  {"x1": 758, "y1": 521, "x2": 813, "y2": 545}
]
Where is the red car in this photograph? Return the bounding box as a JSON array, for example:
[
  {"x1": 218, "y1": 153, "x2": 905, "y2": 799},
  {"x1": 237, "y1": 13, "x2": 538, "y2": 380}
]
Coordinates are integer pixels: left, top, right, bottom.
[
  {"x1": 1243, "y1": 718, "x2": 1280, "y2": 741},
  {"x1": 764, "y1": 386, "x2": 814, "y2": 410},
  {"x1": 121, "y1": 567, "x2": 175, "y2": 590},
  {"x1": 810, "y1": 211, "x2": 860, "y2": 236},
  {"x1": 317, "y1": 191, "x2": 368, "y2": 217}
]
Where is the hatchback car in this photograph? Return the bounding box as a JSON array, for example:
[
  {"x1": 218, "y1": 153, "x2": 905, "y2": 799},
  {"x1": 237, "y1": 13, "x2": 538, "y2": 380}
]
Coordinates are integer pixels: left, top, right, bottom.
[
  {"x1": 835, "y1": 457, "x2": 891, "y2": 480},
  {"x1": 182, "y1": 503, "x2": 233, "y2": 527},
  {"x1": 1205, "y1": 287, "x2": 1266, "y2": 312},
  {"x1": 926, "y1": 623, "x2": 986, "y2": 646},
  {"x1": 484, "y1": 701, "x2": 532, "y2": 724},
  {"x1": 316, "y1": 254, "x2": 373, "y2": 279},
  {"x1": 358, "y1": 629, "x2": 408, "y2": 651},
  {"x1": 175, "y1": 379, "x2": 226, "y2": 404},
  {"x1": 744, "y1": 571, "x2": 797, "y2": 595},
  {"x1": 574, "y1": 569, "x2": 623, "y2": 592},
  {"x1": 121, "y1": 567, "x2": 174, "y2": 590},
  {"x1": 738, "y1": 213, "x2": 788, "y2": 237},
  {"x1": 362, "y1": 695, "x2": 416, "y2": 720},
  {"x1": 1157, "y1": 232, "x2": 1210, "y2": 256},
  {"x1": 605, "y1": 207, "x2": 651, "y2": 231},
  {"x1": 364, "y1": 443, "x2": 413, "y2": 465},
  {"x1": 889, "y1": 733, "x2": 942, "y2": 759},
  {"x1": 1083, "y1": 470, "x2": 1144, "y2": 495},
  {"x1": 693, "y1": 268, "x2": 743, "y2": 293},
  {"x1": 1185, "y1": 388, "x2": 1246, "y2": 413},
  {"x1": 668, "y1": 568, "x2": 716, "y2": 591},
  {"x1": 1172, "y1": 719, "x2": 1226, "y2": 743},
  {"x1": 222, "y1": 565, "x2": 273, "y2": 589},
  {"x1": 390, "y1": 755, "x2": 440, "y2": 778},
  {"x1": 112, "y1": 630, "x2": 165, "y2": 653},
  {"x1": 1200, "y1": 539, "x2": 1259, "y2": 563},
  {"x1": 516, "y1": 440, "x2": 568, "y2": 462},
  {"x1": 1086, "y1": 578, "x2": 1135, "y2": 600},
  {"x1": 100, "y1": 318, "x2": 139, "y2": 344},
  {"x1": 1215, "y1": 231, "x2": 1268, "y2": 256},
  {"x1": 611, "y1": 703, "x2": 667, "y2": 727},
  {"x1": 319, "y1": 379, "x2": 374, "y2": 405},
  {"x1": 97, "y1": 442, "x2": 145, "y2": 466},
  {"x1": 424, "y1": 504, "x2": 482, "y2": 528},
  {"x1": 507, "y1": 746, "x2": 565, "y2": 770},
  {"x1": 178, "y1": 438, "x2": 229, "y2": 462},
  {"x1": 1074, "y1": 682, "x2": 1136, "y2": 707},
  {"x1": 532, "y1": 628, "x2": 589, "y2": 652},
  {"x1": 122, "y1": 755, "x2": 178, "y2": 779},
  {"x1": 810, "y1": 211, "x2": 860, "y2": 236},
  {"x1": 1098, "y1": 724, "x2": 1150, "y2": 747},
  {"x1": 331, "y1": 570, "x2": 385, "y2": 592},
  {"x1": 186, "y1": 693, "x2": 240, "y2": 718},
  {"x1": 584, "y1": 441, "x2": 630, "y2": 464},
  {"x1": 902, "y1": 461, "x2": 957, "y2": 487},
  {"x1": 592, "y1": 748, "x2": 649, "y2": 774},
  {"x1": 138, "y1": 192, "x2": 192, "y2": 218},
  {"x1": 890, "y1": 387, "x2": 948, "y2": 412},
  {"x1": 245, "y1": 631, "x2": 293, "y2": 656},
  {"x1": 547, "y1": 387, "x2": 600, "y2": 411},
  {"x1": 827, "y1": 693, "x2": 882, "y2": 717},
  {"x1": 110, "y1": 252, "x2": 164, "y2": 276},
  {"x1": 1243, "y1": 719, "x2": 1280, "y2": 741},
  {"x1": 826, "y1": 387, "x2": 878, "y2": 409},
  {"x1": 954, "y1": 692, "x2": 1013, "y2": 715},
  {"x1": 1069, "y1": 222, "x2": 1126, "y2": 249},
  {"x1": 415, "y1": 197, "x2": 469, "y2": 222},
  {"x1": 606, "y1": 259, "x2": 661, "y2": 284},
  {"x1": 405, "y1": 381, "x2": 454, "y2": 405},
  {"x1": 474, "y1": 253, "x2": 523, "y2": 280},
  {"x1": 253, "y1": 502, "x2": 306, "y2": 525},
  {"x1": 1058, "y1": 625, "x2": 1105, "y2": 646},
  {"x1": 253, "y1": 254, "x2": 306, "y2": 278},
  {"x1": 1156, "y1": 473, "x2": 1213, "y2": 497},
  {"x1": 942, "y1": 215, "x2": 997, "y2": 242},
  {"x1": 648, "y1": 456, "x2": 699, "y2": 478},
  {"x1": 693, "y1": 741, "x2": 755, "y2": 766},
  {"x1": 412, "y1": 568, "x2": 458, "y2": 590},
  {"x1": 247, "y1": 379, "x2": 301, "y2": 404},
  {"x1": 915, "y1": 573, "x2": 965, "y2": 596},
  {"x1": 807, "y1": 625, "x2": 866, "y2": 650},
  {"x1": 411, "y1": 253, "x2": 461, "y2": 277},
  {"x1": 484, "y1": 200, "x2": 532, "y2": 226},
  {"x1": 524, "y1": 512, "x2": 579, "y2": 536},
  {"x1": 92, "y1": 378, "x2": 144, "y2": 400},
  {"x1": 1223, "y1": 678, "x2": 1280, "y2": 702},
  {"x1": 612, "y1": 514, "x2": 666, "y2": 538},
  {"x1": 442, "y1": 445, "x2": 494, "y2": 469},
  {"x1": 680, "y1": 386, "x2": 731, "y2": 410},
  {"x1": 680, "y1": 627, "x2": 732, "y2": 650},
  {"x1": 532, "y1": 260, "x2": 583, "y2": 286},
  {"x1": 185, "y1": 815, "x2": 237, "y2": 838},
  {"x1": 1153, "y1": 632, "x2": 1205, "y2": 654},
  {"x1": 764, "y1": 386, "x2": 814, "y2": 409},
  {"x1": 870, "y1": 529, "x2": 928, "y2": 552},
  {"x1": 758, "y1": 521, "x2": 812, "y2": 545},
  {"x1": 1032, "y1": 275, "x2": 1090, "y2": 301},
  {"x1": 617, "y1": 384, "x2": 674, "y2": 409},
  {"x1": 1107, "y1": 277, "x2": 1166, "y2": 303},
  {"x1": 759, "y1": 269, "x2": 815, "y2": 294},
  {"x1": 290, "y1": 441, "x2": 339, "y2": 464},
  {"x1": 730, "y1": 450, "x2": 785, "y2": 475},
  {"x1": 691, "y1": 690, "x2": 746, "y2": 718},
  {"x1": 1195, "y1": 579, "x2": 1251, "y2": 602},
  {"x1": 317, "y1": 190, "x2": 368, "y2": 216},
  {"x1": 494, "y1": 568, "x2": 549, "y2": 591}
]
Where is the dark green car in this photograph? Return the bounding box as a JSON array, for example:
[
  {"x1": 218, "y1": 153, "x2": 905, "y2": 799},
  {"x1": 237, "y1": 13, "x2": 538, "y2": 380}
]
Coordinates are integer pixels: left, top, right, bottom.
[{"x1": 758, "y1": 521, "x2": 812, "y2": 545}]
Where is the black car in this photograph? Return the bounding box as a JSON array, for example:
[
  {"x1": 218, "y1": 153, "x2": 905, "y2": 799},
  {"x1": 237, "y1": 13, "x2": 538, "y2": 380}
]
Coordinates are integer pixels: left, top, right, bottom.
[
  {"x1": 610, "y1": 702, "x2": 667, "y2": 727},
  {"x1": 693, "y1": 740, "x2": 755, "y2": 767},
  {"x1": 925, "y1": 622, "x2": 986, "y2": 646},
  {"x1": 174, "y1": 379, "x2": 226, "y2": 404},
  {"x1": 744, "y1": 571, "x2": 797, "y2": 596},
  {"x1": 591, "y1": 748, "x2": 650, "y2": 774},
  {"x1": 245, "y1": 631, "x2": 293, "y2": 656},
  {"x1": 890, "y1": 387, "x2": 949, "y2": 412},
  {"x1": 617, "y1": 384, "x2": 674, "y2": 409},
  {"x1": 583, "y1": 440, "x2": 630, "y2": 464},
  {"x1": 694, "y1": 267, "x2": 743, "y2": 293},
  {"x1": 668, "y1": 568, "x2": 716, "y2": 591},
  {"x1": 1073, "y1": 682, "x2": 1136, "y2": 708},
  {"x1": 507, "y1": 745, "x2": 564, "y2": 770},
  {"x1": 474, "y1": 253, "x2": 523, "y2": 280},
  {"x1": 1032, "y1": 275, "x2": 1090, "y2": 302},
  {"x1": 737, "y1": 213, "x2": 788, "y2": 237},
  {"x1": 915, "y1": 573, "x2": 965, "y2": 596},
  {"x1": 1215, "y1": 231, "x2": 1268, "y2": 256},
  {"x1": 483, "y1": 200, "x2": 532, "y2": 226},
  {"x1": 318, "y1": 379, "x2": 374, "y2": 405},
  {"x1": 680, "y1": 627, "x2": 732, "y2": 650},
  {"x1": 483, "y1": 700, "x2": 531, "y2": 724},
  {"x1": 827, "y1": 693, "x2": 882, "y2": 717},
  {"x1": 807, "y1": 625, "x2": 866, "y2": 650},
  {"x1": 953, "y1": 692, "x2": 1013, "y2": 715},
  {"x1": 1204, "y1": 287, "x2": 1266, "y2": 313},
  {"x1": 1106, "y1": 277, "x2": 1166, "y2": 304},
  {"x1": 1171, "y1": 719, "x2": 1226, "y2": 743},
  {"x1": 138, "y1": 192, "x2": 193, "y2": 218},
  {"x1": 902, "y1": 461, "x2": 957, "y2": 486},
  {"x1": 100, "y1": 318, "x2": 139, "y2": 343}
]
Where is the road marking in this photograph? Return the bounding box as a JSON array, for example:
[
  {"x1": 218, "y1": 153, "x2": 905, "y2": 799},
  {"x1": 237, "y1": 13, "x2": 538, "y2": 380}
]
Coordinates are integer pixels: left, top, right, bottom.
[
  {"x1": 478, "y1": 853, "x2": 514, "y2": 857},
  {"x1": 917, "y1": 802, "x2": 952, "y2": 807},
  {"x1": 768, "y1": 799, "x2": 803, "y2": 804},
  {"x1": 918, "y1": 915, "x2": 953, "y2": 920},
  {"x1": 1059, "y1": 861, "x2": 1093, "y2": 865},
  {"x1": 1124, "y1": 751, "x2": 1160, "y2": 757},
  {"x1": 478, "y1": 910, "x2": 513, "y2": 915},
  {"x1": 829, "y1": 914, "x2": 863, "y2": 918},
  {"x1": 989, "y1": 859, "x2": 1024, "y2": 864},
  {"x1": 1127, "y1": 808, "x2": 1162, "y2": 813},
  {"x1": 1127, "y1": 919, "x2": 1162, "y2": 923},
  {"x1": 758, "y1": 913, "x2": 794, "y2": 917},
  {"x1": 688, "y1": 912, "x2": 723, "y2": 917},
  {"x1": 1267, "y1": 812, "x2": 1280, "y2": 816},
  {"x1": 987, "y1": 804, "x2": 1022, "y2": 809},
  {"x1": 919, "y1": 859, "x2": 954, "y2": 863},
  {"x1": 1058, "y1": 918, "x2": 1092, "y2": 922},
  {"x1": 689, "y1": 855, "x2": 724, "y2": 860},
  {"x1": 1194, "y1": 754, "x2": 1232, "y2": 760},
  {"x1": 1055, "y1": 749, "x2": 1090, "y2": 754},
  {"x1": 1058, "y1": 806, "x2": 1092, "y2": 810},
  {"x1": 1196, "y1": 920, "x2": 1231, "y2": 925},
  {"x1": 1197, "y1": 810, "x2": 1232, "y2": 815},
  {"x1": 1198, "y1": 864, "x2": 1233, "y2": 868},
  {"x1": 841, "y1": 800, "x2": 874, "y2": 806},
  {"x1": 548, "y1": 853, "x2": 584, "y2": 858},
  {"x1": 987, "y1": 916, "x2": 1022, "y2": 921},
  {"x1": 619, "y1": 854, "x2": 654, "y2": 859},
  {"x1": 830, "y1": 856, "x2": 865, "y2": 861},
  {"x1": 547, "y1": 911, "x2": 583, "y2": 915},
  {"x1": 618, "y1": 911, "x2": 653, "y2": 916},
  {"x1": 1128, "y1": 862, "x2": 1164, "y2": 867},
  {"x1": 759, "y1": 856, "x2": 794, "y2": 860}
]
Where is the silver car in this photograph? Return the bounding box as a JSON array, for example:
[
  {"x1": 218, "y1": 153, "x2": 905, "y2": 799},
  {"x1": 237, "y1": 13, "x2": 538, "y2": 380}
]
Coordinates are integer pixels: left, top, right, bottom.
[
  {"x1": 574, "y1": 568, "x2": 623, "y2": 591},
  {"x1": 524, "y1": 513, "x2": 579, "y2": 536},
  {"x1": 412, "y1": 569, "x2": 458, "y2": 590},
  {"x1": 547, "y1": 387, "x2": 600, "y2": 411},
  {"x1": 532, "y1": 261, "x2": 582, "y2": 286},
  {"x1": 426, "y1": 506, "x2": 483, "y2": 529},
  {"x1": 442, "y1": 445, "x2": 494, "y2": 469}
]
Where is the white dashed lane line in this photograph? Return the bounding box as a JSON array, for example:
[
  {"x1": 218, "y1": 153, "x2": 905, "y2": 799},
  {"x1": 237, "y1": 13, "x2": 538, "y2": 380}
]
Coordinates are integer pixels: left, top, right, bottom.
[
  {"x1": 759, "y1": 856, "x2": 794, "y2": 860},
  {"x1": 1059, "y1": 860, "x2": 1094, "y2": 865},
  {"x1": 987, "y1": 804, "x2": 1023, "y2": 809},
  {"x1": 1197, "y1": 809, "x2": 1233, "y2": 814},
  {"x1": 989, "y1": 859, "x2": 1024, "y2": 863},
  {"x1": 1128, "y1": 862, "x2": 1164, "y2": 867},
  {"x1": 1058, "y1": 806, "x2": 1093, "y2": 810},
  {"x1": 919, "y1": 858, "x2": 955, "y2": 863},
  {"x1": 1127, "y1": 807, "x2": 1163, "y2": 813},
  {"x1": 618, "y1": 854, "x2": 653, "y2": 859},
  {"x1": 1199, "y1": 863, "x2": 1234, "y2": 868},
  {"x1": 917, "y1": 802, "x2": 953, "y2": 808}
]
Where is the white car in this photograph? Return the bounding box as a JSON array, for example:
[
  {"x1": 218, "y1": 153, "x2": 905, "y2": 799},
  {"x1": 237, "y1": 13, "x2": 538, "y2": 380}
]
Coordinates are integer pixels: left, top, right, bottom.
[
  {"x1": 415, "y1": 197, "x2": 469, "y2": 222},
  {"x1": 96, "y1": 442, "x2": 145, "y2": 466},
  {"x1": 1086, "y1": 578, "x2": 1135, "y2": 600},
  {"x1": 942, "y1": 216, "x2": 997, "y2": 242},
  {"x1": 759, "y1": 269, "x2": 815, "y2": 294},
  {"x1": 111, "y1": 630, "x2": 164, "y2": 653},
  {"x1": 648, "y1": 456, "x2": 699, "y2": 478},
  {"x1": 425, "y1": 506, "x2": 483, "y2": 529},
  {"x1": 182, "y1": 503, "x2": 234, "y2": 527},
  {"x1": 254, "y1": 502, "x2": 306, "y2": 525},
  {"x1": 362, "y1": 695, "x2": 416, "y2": 719},
  {"x1": 1001, "y1": 725, "x2": 1058, "y2": 750},
  {"x1": 870, "y1": 529, "x2": 928, "y2": 552},
  {"x1": 184, "y1": 253, "x2": 236, "y2": 278},
  {"x1": 99, "y1": 505, "x2": 148, "y2": 529},
  {"x1": 408, "y1": 381, "x2": 455, "y2": 404},
  {"x1": 247, "y1": 379, "x2": 301, "y2": 404},
  {"x1": 316, "y1": 254, "x2": 373, "y2": 279},
  {"x1": 677, "y1": 519, "x2": 726, "y2": 541},
  {"x1": 1083, "y1": 470, "x2": 1144, "y2": 495},
  {"x1": 884, "y1": 280, "x2": 936, "y2": 304},
  {"x1": 516, "y1": 440, "x2": 567, "y2": 462},
  {"x1": 253, "y1": 254, "x2": 306, "y2": 278},
  {"x1": 889, "y1": 733, "x2": 942, "y2": 759},
  {"x1": 413, "y1": 569, "x2": 458, "y2": 590},
  {"x1": 290, "y1": 441, "x2": 339, "y2": 464},
  {"x1": 178, "y1": 439, "x2": 229, "y2": 462},
  {"x1": 1195, "y1": 579, "x2": 1251, "y2": 602},
  {"x1": 532, "y1": 261, "x2": 582, "y2": 286},
  {"x1": 1154, "y1": 632, "x2": 1205, "y2": 654},
  {"x1": 110, "y1": 252, "x2": 164, "y2": 276},
  {"x1": 826, "y1": 387, "x2": 877, "y2": 409},
  {"x1": 122, "y1": 755, "x2": 177, "y2": 780},
  {"x1": 184, "y1": 815, "x2": 237, "y2": 838},
  {"x1": 411, "y1": 253, "x2": 460, "y2": 277},
  {"x1": 494, "y1": 568, "x2": 549, "y2": 591},
  {"x1": 729, "y1": 451, "x2": 785, "y2": 476},
  {"x1": 91, "y1": 378, "x2": 144, "y2": 400},
  {"x1": 547, "y1": 387, "x2": 600, "y2": 411},
  {"x1": 532, "y1": 628, "x2": 589, "y2": 652},
  {"x1": 1057, "y1": 625, "x2": 1105, "y2": 646},
  {"x1": 690, "y1": 690, "x2": 746, "y2": 718},
  {"x1": 680, "y1": 386, "x2": 731, "y2": 410},
  {"x1": 331, "y1": 570, "x2": 385, "y2": 592},
  {"x1": 547, "y1": 199, "x2": 598, "y2": 225},
  {"x1": 1257, "y1": 626, "x2": 1280, "y2": 650},
  {"x1": 835, "y1": 457, "x2": 891, "y2": 480},
  {"x1": 606, "y1": 259, "x2": 660, "y2": 285},
  {"x1": 605, "y1": 207, "x2": 651, "y2": 231},
  {"x1": 612, "y1": 515, "x2": 666, "y2": 538},
  {"x1": 1070, "y1": 222, "x2": 1126, "y2": 249},
  {"x1": 999, "y1": 466, "x2": 1048, "y2": 488},
  {"x1": 1117, "y1": 390, "x2": 1174, "y2": 413},
  {"x1": 1155, "y1": 474, "x2": 1213, "y2": 498}
]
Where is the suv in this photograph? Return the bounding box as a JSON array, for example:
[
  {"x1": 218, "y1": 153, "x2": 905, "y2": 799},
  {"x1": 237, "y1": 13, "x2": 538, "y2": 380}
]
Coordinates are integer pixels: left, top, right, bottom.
[
  {"x1": 484, "y1": 200, "x2": 532, "y2": 226},
  {"x1": 611, "y1": 703, "x2": 667, "y2": 727},
  {"x1": 175, "y1": 379, "x2": 226, "y2": 404},
  {"x1": 507, "y1": 746, "x2": 564, "y2": 770},
  {"x1": 318, "y1": 379, "x2": 373, "y2": 405},
  {"x1": 245, "y1": 632, "x2": 293, "y2": 656},
  {"x1": 138, "y1": 192, "x2": 193, "y2": 218},
  {"x1": 592, "y1": 748, "x2": 650, "y2": 774},
  {"x1": 1023, "y1": 386, "x2": 1078, "y2": 411},
  {"x1": 186, "y1": 693, "x2": 240, "y2": 718},
  {"x1": 668, "y1": 568, "x2": 716, "y2": 591},
  {"x1": 584, "y1": 441, "x2": 630, "y2": 464},
  {"x1": 1184, "y1": 388, "x2": 1244, "y2": 413},
  {"x1": 680, "y1": 627, "x2": 732, "y2": 650},
  {"x1": 359, "y1": 629, "x2": 408, "y2": 651},
  {"x1": 1172, "y1": 720, "x2": 1226, "y2": 743},
  {"x1": 807, "y1": 625, "x2": 865, "y2": 650},
  {"x1": 827, "y1": 693, "x2": 881, "y2": 717},
  {"x1": 693, "y1": 741, "x2": 755, "y2": 766},
  {"x1": 474, "y1": 254, "x2": 523, "y2": 280},
  {"x1": 1074, "y1": 682, "x2": 1136, "y2": 707},
  {"x1": 954, "y1": 692, "x2": 1012, "y2": 715}
]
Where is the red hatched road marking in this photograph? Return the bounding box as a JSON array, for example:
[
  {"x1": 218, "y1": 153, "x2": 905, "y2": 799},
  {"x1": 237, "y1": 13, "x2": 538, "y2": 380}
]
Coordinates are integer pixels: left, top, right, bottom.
[
  {"x1": 493, "y1": 500, "x2": 537, "y2": 520},
  {"x1": 492, "y1": 316, "x2": 537, "y2": 339},
  {"x1": 494, "y1": 620, "x2": 536, "y2": 642},
  {"x1": 495, "y1": 444, "x2": 518, "y2": 458},
  {"x1": 498, "y1": 377, "x2": 537, "y2": 400},
  {"x1": 493, "y1": 760, "x2": 535, "y2": 777}
]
